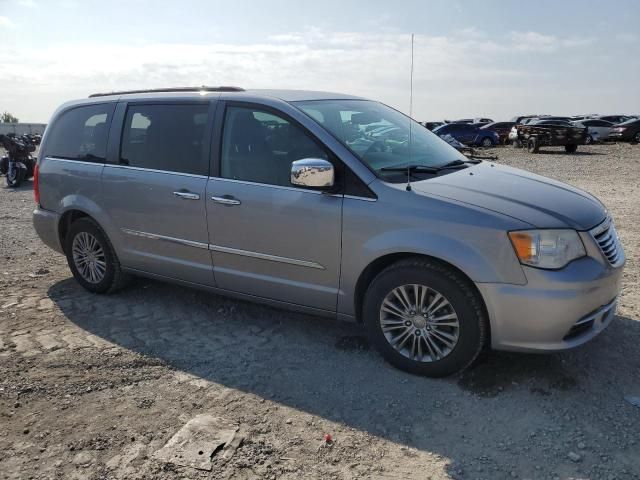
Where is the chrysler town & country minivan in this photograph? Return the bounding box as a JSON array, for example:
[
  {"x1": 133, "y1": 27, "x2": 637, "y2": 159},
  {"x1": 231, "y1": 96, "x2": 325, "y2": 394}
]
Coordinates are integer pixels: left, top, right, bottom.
[{"x1": 33, "y1": 87, "x2": 625, "y2": 376}]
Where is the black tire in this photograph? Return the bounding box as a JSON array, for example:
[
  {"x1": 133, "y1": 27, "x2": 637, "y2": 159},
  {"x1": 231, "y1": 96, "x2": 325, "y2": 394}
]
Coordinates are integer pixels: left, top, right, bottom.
[
  {"x1": 64, "y1": 217, "x2": 128, "y2": 294},
  {"x1": 363, "y1": 258, "x2": 488, "y2": 377},
  {"x1": 634, "y1": 132, "x2": 640, "y2": 143},
  {"x1": 480, "y1": 137, "x2": 493, "y2": 148},
  {"x1": 565, "y1": 144, "x2": 578, "y2": 153},
  {"x1": 6, "y1": 166, "x2": 26, "y2": 187},
  {"x1": 585, "y1": 135, "x2": 593, "y2": 145},
  {"x1": 527, "y1": 137, "x2": 539, "y2": 153}
]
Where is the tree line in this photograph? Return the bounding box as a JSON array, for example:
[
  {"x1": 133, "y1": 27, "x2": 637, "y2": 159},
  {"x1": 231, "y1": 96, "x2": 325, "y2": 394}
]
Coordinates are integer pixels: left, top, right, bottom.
[{"x1": 1, "y1": 112, "x2": 19, "y2": 123}]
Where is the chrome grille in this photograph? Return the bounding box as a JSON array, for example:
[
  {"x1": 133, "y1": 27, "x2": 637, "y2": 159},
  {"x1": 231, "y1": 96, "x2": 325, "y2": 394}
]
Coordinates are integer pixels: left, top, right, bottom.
[{"x1": 590, "y1": 218, "x2": 622, "y2": 266}]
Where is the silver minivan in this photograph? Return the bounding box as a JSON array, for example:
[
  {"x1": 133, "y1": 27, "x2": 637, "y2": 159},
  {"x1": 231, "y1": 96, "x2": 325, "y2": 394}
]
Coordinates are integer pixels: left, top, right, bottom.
[{"x1": 33, "y1": 87, "x2": 624, "y2": 376}]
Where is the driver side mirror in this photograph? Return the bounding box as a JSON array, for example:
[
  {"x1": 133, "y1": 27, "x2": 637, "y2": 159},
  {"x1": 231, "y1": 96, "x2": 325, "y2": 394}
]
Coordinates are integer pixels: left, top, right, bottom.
[{"x1": 290, "y1": 158, "x2": 334, "y2": 189}]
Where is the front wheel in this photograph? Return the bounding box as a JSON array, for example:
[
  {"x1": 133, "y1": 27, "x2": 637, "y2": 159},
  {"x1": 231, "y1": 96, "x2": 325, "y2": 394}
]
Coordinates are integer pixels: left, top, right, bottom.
[
  {"x1": 363, "y1": 258, "x2": 487, "y2": 377},
  {"x1": 585, "y1": 135, "x2": 593, "y2": 145},
  {"x1": 634, "y1": 132, "x2": 640, "y2": 143},
  {"x1": 481, "y1": 137, "x2": 494, "y2": 148},
  {"x1": 6, "y1": 166, "x2": 26, "y2": 187}
]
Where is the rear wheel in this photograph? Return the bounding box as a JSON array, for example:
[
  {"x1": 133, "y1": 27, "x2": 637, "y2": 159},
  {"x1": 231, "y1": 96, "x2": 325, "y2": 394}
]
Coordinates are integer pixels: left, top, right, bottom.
[
  {"x1": 527, "y1": 137, "x2": 539, "y2": 153},
  {"x1": 634, "y1": 132, "x2": 640, "y2": 143},
  {"x1": 481, "y1": 137, "x2": 494, "y2": 148},
  {"x1": 565, "y1": 144, "x2": 578, "y2": 153},
  {"x1": 585, "y1": 135, "x2": 593, "y2": 145},
  {"x1": 65, "y1": 218, "x2": 128, "y2": 294},
  {"x1": 363, "y1": 258, "x2": 487, "y2": 377}
]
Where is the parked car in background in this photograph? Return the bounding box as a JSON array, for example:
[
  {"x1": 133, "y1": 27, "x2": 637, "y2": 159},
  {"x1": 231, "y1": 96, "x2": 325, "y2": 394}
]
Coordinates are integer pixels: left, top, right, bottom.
[
  {"x1": 515, "y1": 120, "x2": 587, "y2": 153},
  {"x1": 472, "y1": 118, "x2": 494, "y2": 125},
  {"x1": 421, "y1": 121, "x2": 444, "y2": 131},
  {"x1": 34, "y1": 86, "x2": 624, "y2": 377},
  {"x1": 480, "y1": 122, "x2": 515, "y2": 144},
  {"x1": 528, "y1": 119, "x2": 574, "y2": 127},
  {"x1": 510, "y1": 118, "x2": 573, "y2": 145},
  {"x1": 433, "y1": 122, "x2": 500, "y2": 147},
  {"x1": 444, "y1": 118, "x2": 494, "y2": 125},
  {"x1": 508, "y1": 116, "x2": 541, "y2": 143},
  {"x1": 596, "y1": 115, "x2": 634, "y2": 124},
  {"x1": 570, "y1": 114, "x2": 599, "y2": 121},
  {"x1": 608, "y1": 118, "x2": 640, "y2": 143},
  {"x1": 571, "y1": 119, "x2": 614, "y2": 144}
]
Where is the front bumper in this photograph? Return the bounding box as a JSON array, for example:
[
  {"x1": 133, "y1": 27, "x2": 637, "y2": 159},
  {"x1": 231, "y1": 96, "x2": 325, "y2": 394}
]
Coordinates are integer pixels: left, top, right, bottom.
[
  {"x1": 33, "y1": 206, "x2": 63, "y2": 254},
  {"x1": 477, "y1": 253, "x2": 624, "y2": 353}
]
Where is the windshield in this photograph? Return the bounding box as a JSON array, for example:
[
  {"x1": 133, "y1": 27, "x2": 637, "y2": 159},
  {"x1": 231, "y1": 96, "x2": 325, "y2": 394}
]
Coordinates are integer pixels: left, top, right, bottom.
[{"x1": 294, "y1": 99, "x2": 462, "y2": 181}]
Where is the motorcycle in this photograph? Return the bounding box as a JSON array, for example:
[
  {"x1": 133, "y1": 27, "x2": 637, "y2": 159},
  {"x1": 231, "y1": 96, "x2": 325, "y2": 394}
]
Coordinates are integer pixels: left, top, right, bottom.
[{"x1": 0, "y1": 134, "x2": 36, "y2": 187}]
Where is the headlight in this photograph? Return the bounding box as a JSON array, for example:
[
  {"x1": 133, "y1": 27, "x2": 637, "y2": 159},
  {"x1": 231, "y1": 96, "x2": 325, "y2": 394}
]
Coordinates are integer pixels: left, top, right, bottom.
[{"x1": 508, "y1": 229, "x2": 586, "y2": 269}]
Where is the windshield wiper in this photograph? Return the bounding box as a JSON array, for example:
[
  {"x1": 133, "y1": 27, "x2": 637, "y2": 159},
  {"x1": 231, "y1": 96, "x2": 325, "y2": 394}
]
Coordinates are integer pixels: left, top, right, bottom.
[
  {"x1": 380, "y1": 164, "x2": 439, "y2": 174},
  {"x1": 438, "y1": 158, "x2": 482, "y2": 167},
  {"x1": 380, "y1": 159, "x2": 478, "y2": 174}
]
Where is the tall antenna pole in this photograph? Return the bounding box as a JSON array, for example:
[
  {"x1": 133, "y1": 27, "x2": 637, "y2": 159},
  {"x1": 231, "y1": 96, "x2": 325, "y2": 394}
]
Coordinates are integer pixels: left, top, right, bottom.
[{"x1": 406, "y1": 33, "x2": 415, "y2": 192}]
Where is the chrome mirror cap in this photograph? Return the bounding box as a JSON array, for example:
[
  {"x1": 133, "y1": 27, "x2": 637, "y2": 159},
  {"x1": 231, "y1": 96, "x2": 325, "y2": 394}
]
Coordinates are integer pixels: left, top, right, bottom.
[{"x1": 290, "y1": 158, "x2": 334, "y2": 188}]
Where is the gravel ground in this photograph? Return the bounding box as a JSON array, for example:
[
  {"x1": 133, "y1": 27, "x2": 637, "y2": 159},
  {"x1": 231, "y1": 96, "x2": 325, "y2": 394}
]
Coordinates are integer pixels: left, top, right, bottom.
[{"x1": 0, "y1": 143, "x2": 639, "y2": 480}]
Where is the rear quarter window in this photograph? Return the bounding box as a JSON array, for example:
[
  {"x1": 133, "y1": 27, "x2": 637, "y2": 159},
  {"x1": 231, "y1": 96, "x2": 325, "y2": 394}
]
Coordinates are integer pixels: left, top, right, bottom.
[{"x1": 44, "y1": 103, "x2": 115, "y2": 162}]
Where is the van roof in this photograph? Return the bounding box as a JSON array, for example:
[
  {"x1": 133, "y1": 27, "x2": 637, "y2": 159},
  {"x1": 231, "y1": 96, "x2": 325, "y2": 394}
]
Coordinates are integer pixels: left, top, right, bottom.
[{"x1": 87, "y1": 86, "x2": 365, "y2": 102}]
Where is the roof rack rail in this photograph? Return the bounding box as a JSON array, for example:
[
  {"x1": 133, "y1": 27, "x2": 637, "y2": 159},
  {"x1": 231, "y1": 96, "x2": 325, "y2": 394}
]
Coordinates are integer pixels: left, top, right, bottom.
[{"x1": 88, "y1": 86, "x2": 245, "y2": 98}]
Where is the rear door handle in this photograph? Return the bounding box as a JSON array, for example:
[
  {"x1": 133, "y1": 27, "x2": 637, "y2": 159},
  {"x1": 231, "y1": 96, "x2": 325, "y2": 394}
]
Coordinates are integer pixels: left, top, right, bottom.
[
  {"x1": 211, "y1": 195, "x2": 241, "y2": 206},
  {"x1": 173, "y1": 191, "x2": 200, "y2": 200}
]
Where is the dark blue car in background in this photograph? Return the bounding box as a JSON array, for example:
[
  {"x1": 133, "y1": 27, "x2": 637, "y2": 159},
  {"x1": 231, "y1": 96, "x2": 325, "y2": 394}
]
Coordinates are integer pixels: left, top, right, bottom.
[{"x1": 433, "y1": 123, "x2": 500, "y2": 147}]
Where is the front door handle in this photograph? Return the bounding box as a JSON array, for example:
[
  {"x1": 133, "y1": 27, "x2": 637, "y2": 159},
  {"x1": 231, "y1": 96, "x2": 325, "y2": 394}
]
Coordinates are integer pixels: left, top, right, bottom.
[
  {"x1": 173, "y1": 191, "x2": 200, "y2": 200},
  {"x1": 211, "y1": 195, "x2": 241, "y2": 206}
]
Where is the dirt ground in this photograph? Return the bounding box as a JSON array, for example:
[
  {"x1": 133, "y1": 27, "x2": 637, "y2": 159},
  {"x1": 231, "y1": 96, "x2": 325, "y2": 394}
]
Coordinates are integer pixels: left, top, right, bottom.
[{"x1": 1, "y1": 143, "x2": 639, "y2": 480}]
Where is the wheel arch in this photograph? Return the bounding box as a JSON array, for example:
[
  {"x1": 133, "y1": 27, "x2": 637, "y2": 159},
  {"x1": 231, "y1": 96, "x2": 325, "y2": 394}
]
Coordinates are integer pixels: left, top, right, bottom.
[
  {"x1": 352, "y1": 252, "x2": 491, "y2": 346},
  {"x1": 56, "y1": 193, "x2": 117, "y2": 253},
  {"x1": 58, "y1": 209, "x2": 94, "y2": 252}
]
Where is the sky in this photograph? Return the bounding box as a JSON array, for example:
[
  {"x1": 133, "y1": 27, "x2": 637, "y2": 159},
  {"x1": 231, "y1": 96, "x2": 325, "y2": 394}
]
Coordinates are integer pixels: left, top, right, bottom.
[{"x1": 0, "y1": 0, "x2": 639, "y2": 123}]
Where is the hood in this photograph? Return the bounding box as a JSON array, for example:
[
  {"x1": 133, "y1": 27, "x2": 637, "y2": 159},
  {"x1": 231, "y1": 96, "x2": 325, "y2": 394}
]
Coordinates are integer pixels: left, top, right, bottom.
[{"x1": 409, "y1": 162, "x2": 606, "y2": 230}]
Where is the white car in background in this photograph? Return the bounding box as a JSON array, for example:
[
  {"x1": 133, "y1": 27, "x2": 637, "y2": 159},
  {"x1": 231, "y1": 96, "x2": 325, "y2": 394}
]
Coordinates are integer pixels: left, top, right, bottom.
[{"x1": 571, "y1": 119, "x2": 615, "y2": 144}]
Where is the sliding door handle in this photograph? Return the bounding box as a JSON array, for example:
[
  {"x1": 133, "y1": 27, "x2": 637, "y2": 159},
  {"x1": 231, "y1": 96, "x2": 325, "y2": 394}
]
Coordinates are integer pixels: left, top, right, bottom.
[
  {"x1": 173, "y1": 191, "x2": 200, "y2": 200},
  {"x1": 211, "y1": 195, "x2": 241, "y2": 206}
]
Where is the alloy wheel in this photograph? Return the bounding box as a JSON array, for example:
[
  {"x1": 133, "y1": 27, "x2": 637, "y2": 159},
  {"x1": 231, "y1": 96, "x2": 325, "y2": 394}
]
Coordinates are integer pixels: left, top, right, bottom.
[
  {"x1": 72, "y1": 232, "x2": 107, "y2": 284},
  {"x1": 379, "y1": 284, "x2": 460, "y2": 362}
]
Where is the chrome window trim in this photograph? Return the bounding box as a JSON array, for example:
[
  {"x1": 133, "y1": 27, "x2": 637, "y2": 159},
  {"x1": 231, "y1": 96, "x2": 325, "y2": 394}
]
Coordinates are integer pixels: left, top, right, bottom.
[
  {"x1": 209, "y1": 176, "x2": 327, "y2": 194},
  {"x1": 45, "y1": 156, "x2": 105, "y2": 166},
  {"x1": 344, "y1": 194, "x2": 377, "y2": 202},
  {"x1": 107, "y1": 164, "x2": 209, "y2": 179},
  {"x1": 121, "y1": 228, "x2": 325, "y2": 270},
  {"x1": 121, "y1": 229, "x2": 209, "y2": 250},
  {"x1": 209, "y1": 244, "x2": 325, "y2": 270}
]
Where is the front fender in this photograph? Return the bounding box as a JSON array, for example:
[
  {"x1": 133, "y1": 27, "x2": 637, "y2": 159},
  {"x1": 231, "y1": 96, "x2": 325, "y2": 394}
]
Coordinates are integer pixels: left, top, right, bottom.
[
  {"x1": 337, "y1": 193, "x2": 528, "y2": 318},
  {"x1": 361, "y1": 227, "x2": 523, "y2": 284}
]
